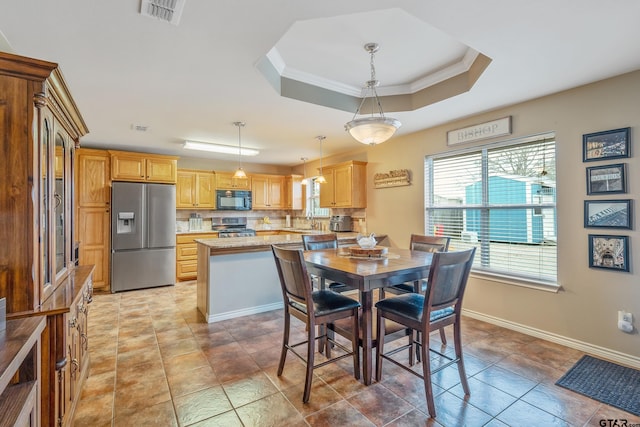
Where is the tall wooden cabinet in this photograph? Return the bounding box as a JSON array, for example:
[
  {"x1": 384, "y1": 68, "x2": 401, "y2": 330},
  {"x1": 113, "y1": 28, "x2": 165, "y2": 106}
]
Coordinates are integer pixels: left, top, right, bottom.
[
  {"x1": 0, "y1": 51, "x2": 93, "y2": 427},
  {"x1": 75, "y1": 148, "x2": 111, "y2": 292},
  {"x1": 319, "y1": 161, "x2": 367, "y2": 208}
]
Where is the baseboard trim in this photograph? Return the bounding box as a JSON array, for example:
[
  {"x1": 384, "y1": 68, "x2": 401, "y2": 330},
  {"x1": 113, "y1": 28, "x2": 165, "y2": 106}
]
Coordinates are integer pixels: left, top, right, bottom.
[
  {"x1": 206, "y1": 302, "x2": 284, "y2": 323},
  {"x1": 462, "y1": 309, "x2": 640, "y2": 370}
]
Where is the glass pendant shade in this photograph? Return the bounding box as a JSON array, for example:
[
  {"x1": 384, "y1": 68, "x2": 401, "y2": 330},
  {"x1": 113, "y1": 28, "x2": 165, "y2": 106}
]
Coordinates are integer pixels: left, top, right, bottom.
[
  {"x1": 345, "y1": 43, "x2": 400, "y2": 146},
  {"x1": 233, "y1": 167, "x2": 247, "y2": 179},
  {"x1": 345, "y1": 116, "x2": 401, "y2": 145}
]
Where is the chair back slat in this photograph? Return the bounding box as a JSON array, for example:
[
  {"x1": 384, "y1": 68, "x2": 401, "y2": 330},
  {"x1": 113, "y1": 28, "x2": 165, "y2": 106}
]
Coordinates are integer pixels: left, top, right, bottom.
[
  {"x1": 424, "y1": 248, "x2": 475, "y2": 318},
  {"x1": 272, "y1": 245, "x2": 313, "y2": 311},
  {"x1": 301, "y1": 233, "x2": 339, "y2": 251},
  {"x1": 410, "y1": 234, "x2": 450, "y2": 253}
]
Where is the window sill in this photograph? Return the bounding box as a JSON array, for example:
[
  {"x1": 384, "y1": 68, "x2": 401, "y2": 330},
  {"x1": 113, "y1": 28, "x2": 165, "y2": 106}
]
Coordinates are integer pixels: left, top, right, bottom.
[{"x1": 470, "y1": 270, "x2": 561, "y2": 293}]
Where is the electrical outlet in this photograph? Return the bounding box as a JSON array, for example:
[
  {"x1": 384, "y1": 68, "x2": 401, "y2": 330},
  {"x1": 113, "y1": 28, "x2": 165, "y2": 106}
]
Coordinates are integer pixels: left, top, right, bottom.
[{"x1": 618, "y1": 310, "x2": 633, "y2": 323}]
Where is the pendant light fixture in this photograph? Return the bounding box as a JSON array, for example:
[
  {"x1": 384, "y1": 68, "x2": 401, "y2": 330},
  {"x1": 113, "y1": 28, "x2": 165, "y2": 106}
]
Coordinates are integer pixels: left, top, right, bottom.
[
  {"x1": 300, "y1": 157, "x2": 309, "y2": 186},
  {"x1": 315, "y1": 136, "x2": 326, "y2": 184},
  {"x1": 232, "y1": 121, "x2": 247, "y2": 179},
  {"x1": 345, "y1": 43, "x2": 401, "y2": 146}
]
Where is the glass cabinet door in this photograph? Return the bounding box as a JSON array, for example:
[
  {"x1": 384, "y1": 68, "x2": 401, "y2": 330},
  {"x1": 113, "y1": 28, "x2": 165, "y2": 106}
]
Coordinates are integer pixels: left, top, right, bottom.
[
  {"x1": 41, "y1": 118, "x2": 51, "y2": 288},
  {"x1": 55, "y1": 132, "x2": 67, "y2": 276}
]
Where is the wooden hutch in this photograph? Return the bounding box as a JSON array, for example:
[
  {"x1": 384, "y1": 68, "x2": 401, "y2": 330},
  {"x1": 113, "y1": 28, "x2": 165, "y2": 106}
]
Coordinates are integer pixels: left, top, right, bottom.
[{"x1": 0, "y1": 51, "x2": 93, "y2": 426}]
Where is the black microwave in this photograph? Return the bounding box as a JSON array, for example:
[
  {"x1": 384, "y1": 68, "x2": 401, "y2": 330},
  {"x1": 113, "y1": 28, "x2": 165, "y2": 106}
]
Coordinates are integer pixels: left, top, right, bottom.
[{"x1": 216, "y1": 190, "x2": 252, "y2": 210}]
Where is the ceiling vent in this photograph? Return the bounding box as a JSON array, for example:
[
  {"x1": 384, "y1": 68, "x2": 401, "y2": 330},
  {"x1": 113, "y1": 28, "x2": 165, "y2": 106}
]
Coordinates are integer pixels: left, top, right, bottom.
[{"x1": 140, "y1": 0, "x2": 186, "y2": 26}]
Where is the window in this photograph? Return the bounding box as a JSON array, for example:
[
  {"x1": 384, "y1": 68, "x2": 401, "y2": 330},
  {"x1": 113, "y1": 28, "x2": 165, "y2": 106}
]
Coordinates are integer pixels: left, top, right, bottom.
[
  {"x1": 306, "y1": 178, "x2": 330, "y2": 218},
  {"x1": 424, "y1": 134, "x2": 557, "y2": 286}
]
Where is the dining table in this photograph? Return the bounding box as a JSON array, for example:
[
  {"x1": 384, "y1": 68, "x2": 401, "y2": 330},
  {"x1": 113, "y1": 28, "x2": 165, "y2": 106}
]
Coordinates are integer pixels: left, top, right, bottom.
[{"x1": 303, "y1": 247, "x2": 433, "y2": 385}]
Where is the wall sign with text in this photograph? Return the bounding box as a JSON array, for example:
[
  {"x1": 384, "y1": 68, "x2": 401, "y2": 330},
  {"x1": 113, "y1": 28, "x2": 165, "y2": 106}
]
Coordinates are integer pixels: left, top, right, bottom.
[{"x1": 447, "y1": 116, "x2": 512, "y2": 146}]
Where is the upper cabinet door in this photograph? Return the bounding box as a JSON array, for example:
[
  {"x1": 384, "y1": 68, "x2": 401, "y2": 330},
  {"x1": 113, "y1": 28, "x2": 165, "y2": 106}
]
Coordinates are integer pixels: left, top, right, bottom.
[
  {"x1": 76, "y1": 149, "x2": 110, "y2": 207},
  {"x1": 176, "y1": 170, "x2": 197, "y2": 208},
  {"x1": 196, "y1": 172, "x2": 215, "y2": 208},
  {"x1": 111, "y1": 152, "x2": 146, "y2": 181},
  {"x1": 176, "y1": 170, "x2": 215, "y2": 209},
  {"x1": 146, "y1": 157, "x2": 177, "y2": 183},
  {"x1": 110, "y1": 151, "x2": 177, "y2": 183}
]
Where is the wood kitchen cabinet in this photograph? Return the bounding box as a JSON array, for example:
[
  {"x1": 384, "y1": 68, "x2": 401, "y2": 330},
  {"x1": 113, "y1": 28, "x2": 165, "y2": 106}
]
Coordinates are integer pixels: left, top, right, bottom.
[
  {"x1": 215, "y1": 171, "x2": 251, "y2": 190},
  {"x1": 319, "y1": 160, "x2": 367, "y2": 208},
  {"x1": 75, "y1": 148, "x2": 111, "y2": 292},
  {"x1": 177, "y1": 169, "x2": 215, "y2": 209},
  {"x1": 110, "y1": 150, "x2": 178, "y2": 183},
  {"x1": 252, "y1": 174, "x2": 286, "y2": 209},
  {"x1": 0, "y1": 316, "x2": 46, "y2": 427},
  {"x1": 0, "y1": 51, "x2": 94, "y2": 427},
  {"x1": 285, "y1": 174, "x2": 303, "y2": 210},
  {"x1": 176, "y1": 233, "x2": 217, "y2": 281}
]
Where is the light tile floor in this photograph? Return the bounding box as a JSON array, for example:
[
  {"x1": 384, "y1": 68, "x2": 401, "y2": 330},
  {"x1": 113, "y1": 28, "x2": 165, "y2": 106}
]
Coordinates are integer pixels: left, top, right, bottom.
[{"x1": 73, "y1": 281, "x2": 640, "y2": 426}]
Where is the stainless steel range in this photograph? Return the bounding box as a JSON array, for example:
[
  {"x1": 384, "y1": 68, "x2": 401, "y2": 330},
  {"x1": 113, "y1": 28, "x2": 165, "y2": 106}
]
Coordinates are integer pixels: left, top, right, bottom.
[{"x1": 212, "y1": 217, "x2": 257, "y2": 238}]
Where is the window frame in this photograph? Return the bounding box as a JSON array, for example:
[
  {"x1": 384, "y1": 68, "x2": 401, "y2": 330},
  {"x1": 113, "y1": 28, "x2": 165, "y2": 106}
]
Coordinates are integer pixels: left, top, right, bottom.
[{"x1": 424, "y1": 132, "x2": 559, "y2": 291}]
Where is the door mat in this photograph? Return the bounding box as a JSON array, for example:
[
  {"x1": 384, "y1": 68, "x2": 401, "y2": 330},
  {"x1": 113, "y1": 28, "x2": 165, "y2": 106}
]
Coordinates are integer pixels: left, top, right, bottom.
[{"x1": 555, "y1": 355, "x2": 640, "y2": 416}]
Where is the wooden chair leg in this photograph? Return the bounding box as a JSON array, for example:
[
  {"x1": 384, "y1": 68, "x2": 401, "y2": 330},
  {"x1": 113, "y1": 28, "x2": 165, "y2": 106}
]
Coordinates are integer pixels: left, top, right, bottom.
[
  {"x1": 351, "y1": 310, "x2": 361, "y2": 380},
  {"x1": 454, "y1": 321, "x2": 470, "y2": 395},
  {"x1": 439, "y1": 327, "x2": 447, "y2": 345},
  {"x1": 303, "y1": 320, "x2": 316, "y2": 403},
  {"x1": 375, "y1": 311, "x2": 386, "y2": 382},
  {"x1": 277, "y1": 311, "x2": 290, "y2": 376},
  {"x1": 421, "y1": 331, "x2": 436, "y2": 418}
]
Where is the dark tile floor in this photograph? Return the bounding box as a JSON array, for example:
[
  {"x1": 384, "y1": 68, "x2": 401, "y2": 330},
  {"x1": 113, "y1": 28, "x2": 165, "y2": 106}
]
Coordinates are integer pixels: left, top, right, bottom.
[{"x1": 73, "y1": 281, "x2": 640, "y2": 426}]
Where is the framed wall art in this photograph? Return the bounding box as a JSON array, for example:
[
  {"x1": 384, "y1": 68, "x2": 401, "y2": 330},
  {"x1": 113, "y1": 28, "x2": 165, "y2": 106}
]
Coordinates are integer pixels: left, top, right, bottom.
[
  {"x1": 588, "y1": 234, "x2": 629, "y2": 272},
  {"x1": 586, "y1": 163, "x2": 626, "y2": 195},
  {"x1": 582, "y1": 127, "x2": 630, "y2": 162},
  {"x1": 584, "y1": 199, "x2": 632, "y2": 229}
]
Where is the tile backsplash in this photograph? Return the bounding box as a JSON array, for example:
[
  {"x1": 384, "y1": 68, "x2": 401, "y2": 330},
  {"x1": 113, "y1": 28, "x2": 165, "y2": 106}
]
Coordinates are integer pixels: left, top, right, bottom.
[{"x1": 175, "y1": 210, "x2": 366, "y2": 233}]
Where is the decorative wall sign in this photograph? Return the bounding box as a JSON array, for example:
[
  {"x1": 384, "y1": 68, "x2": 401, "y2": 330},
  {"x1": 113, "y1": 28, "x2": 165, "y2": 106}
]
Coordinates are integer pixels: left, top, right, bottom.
[
  {"x1": 374, "y1": 169, "x2": 411, "y2": 188},
  {"x1": 447, "y1": 116, "x2": 512, "y2": 146}
]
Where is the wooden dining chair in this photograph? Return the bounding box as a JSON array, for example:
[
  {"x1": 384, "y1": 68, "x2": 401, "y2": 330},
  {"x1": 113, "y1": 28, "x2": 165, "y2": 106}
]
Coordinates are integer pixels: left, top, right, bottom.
[
  {"x1": 375, "y1": 248, "x2": 476, "y2": 418},
  {"x1": 382, "y1": 234, "x2": 451, "y2": 345},
  {"x1": 271, "y1": 245, "x2": 361, "y2": 403},
  {"x1": 301, "y1": 233, "x2": 353, "y2": 292},
  {"x1": 385, "y1": 234, "x2": 451, "y2": 294}
]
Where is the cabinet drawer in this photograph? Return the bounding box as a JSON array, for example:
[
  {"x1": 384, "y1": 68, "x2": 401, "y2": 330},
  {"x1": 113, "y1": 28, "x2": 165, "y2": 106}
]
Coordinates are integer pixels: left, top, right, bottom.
[
  {"x1": 177, "y1": 244, "x2": 197, "y2": 259},
  {"x1": 176, "y1": 233, "x2": 217, "y2": 244},
  {"x1": 177, "y1": 260, "x2": 197, "y2": 280}
]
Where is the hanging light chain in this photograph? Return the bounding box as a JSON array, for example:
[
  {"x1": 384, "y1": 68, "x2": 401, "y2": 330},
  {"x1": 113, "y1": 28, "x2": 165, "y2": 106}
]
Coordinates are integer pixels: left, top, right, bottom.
[{"x1": 233, "y1": 121, "x2": 245, "y2": 176}]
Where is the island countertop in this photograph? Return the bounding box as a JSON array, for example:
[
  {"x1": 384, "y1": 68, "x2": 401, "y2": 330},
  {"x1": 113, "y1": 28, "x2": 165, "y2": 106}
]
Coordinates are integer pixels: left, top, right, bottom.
[{"x1": 196, "y1": 232, "x2": 385, "y2": 255}]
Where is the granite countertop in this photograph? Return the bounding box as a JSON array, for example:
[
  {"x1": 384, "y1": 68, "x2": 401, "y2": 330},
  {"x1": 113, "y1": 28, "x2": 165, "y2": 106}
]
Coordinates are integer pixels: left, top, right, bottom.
[
  {"x1": 195, "y1": 232, "x2": 378, "y2": 254},
  {"x1": 177, "y1": 227, "x2": 330, "y2": 235}
]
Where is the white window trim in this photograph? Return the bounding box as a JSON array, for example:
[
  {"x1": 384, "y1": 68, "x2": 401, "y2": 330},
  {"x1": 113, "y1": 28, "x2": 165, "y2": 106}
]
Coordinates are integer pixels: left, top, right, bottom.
[{"x1": 425, "y1": 131, "x2": 559, "y2": 290}]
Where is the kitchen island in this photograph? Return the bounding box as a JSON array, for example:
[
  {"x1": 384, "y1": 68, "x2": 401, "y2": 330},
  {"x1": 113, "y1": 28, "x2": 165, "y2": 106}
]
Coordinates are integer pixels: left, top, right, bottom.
[{"x1": 196, "y1": 232, "x2": 385, "y2": 323}]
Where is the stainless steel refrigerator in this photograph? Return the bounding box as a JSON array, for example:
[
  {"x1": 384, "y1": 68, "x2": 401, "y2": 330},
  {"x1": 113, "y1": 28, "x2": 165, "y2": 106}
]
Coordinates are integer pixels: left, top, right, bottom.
[{"x1": 111, "y1": 181, "x2": 176, "y2": 292}]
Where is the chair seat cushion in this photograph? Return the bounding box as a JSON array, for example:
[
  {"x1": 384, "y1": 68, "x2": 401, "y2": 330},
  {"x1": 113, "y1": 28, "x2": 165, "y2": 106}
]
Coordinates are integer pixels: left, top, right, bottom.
[
  {"x1": 329, "y1": 282, "x2": 352, "y2": 292},
  {"x1": 291, "y1": 290, "x2": 360, "y2": 317},
  {"x1": 375, "y1": 294, "x2": 454, "y2": 323},
  {"x1": 388, "y1": 280, "x2": 428, "y2": 294}
]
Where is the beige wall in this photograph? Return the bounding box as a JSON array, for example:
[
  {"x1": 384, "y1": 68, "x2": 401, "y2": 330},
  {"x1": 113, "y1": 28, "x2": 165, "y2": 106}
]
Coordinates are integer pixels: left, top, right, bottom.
[{"x1": 366, "y1": 70, "x2": 640, "y2": 362}]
